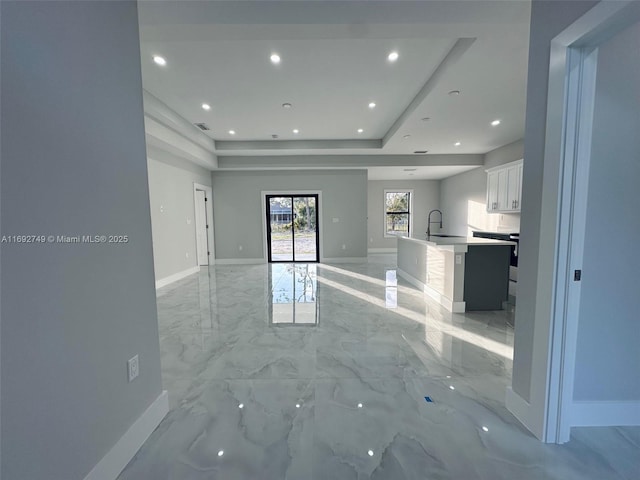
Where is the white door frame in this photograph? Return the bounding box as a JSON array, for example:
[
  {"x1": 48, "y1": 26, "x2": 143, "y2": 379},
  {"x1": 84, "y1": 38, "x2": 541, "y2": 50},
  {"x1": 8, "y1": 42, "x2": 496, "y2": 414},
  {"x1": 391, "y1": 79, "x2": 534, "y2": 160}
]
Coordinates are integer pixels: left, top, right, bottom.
[
  {"x1": 261, "y1": 190, "x2": 322, "y2": 263},
  {"x1": 542, "y1": 0, "x2": 640, "y2": 443},
  {"x1": 193, "y1": 183, "x2": 215, "y2": 265}
]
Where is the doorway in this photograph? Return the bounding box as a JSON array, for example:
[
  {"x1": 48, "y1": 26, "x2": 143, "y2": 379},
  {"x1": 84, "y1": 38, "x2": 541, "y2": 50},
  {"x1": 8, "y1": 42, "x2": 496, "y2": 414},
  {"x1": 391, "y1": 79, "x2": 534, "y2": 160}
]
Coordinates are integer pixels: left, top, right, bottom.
[
  {"x1": 266, "y1": 194, "x2": 319, "y2": 263},
  {"x1": 194, "y1": 183, "x2": 214, "y2": 266},
  {"x1": 539, "y1": 1, "x2": 640, "y2": 443}
]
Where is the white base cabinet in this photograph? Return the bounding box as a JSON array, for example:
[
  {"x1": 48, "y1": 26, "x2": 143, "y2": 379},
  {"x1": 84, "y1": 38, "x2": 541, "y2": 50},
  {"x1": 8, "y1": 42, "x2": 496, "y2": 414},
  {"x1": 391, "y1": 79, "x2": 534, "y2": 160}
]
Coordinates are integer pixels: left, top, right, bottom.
[{"x1": 486, "y1": 159, "x2": 523, "y2": 213}]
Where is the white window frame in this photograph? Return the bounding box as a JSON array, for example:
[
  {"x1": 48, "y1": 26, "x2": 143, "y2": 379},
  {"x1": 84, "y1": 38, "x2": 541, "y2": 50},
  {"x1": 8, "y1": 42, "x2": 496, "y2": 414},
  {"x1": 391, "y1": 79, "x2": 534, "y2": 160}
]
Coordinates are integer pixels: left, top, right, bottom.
[{"x1": 383, "y1": 189, "x2": 413, "y2": 238}]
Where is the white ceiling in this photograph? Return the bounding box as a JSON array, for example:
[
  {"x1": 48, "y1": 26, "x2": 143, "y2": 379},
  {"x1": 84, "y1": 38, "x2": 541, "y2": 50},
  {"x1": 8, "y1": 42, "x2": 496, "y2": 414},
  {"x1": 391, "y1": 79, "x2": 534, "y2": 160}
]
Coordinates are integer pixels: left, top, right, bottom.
[{"x1": 138, "y1": 0, "x2": 531, "y2": 178}]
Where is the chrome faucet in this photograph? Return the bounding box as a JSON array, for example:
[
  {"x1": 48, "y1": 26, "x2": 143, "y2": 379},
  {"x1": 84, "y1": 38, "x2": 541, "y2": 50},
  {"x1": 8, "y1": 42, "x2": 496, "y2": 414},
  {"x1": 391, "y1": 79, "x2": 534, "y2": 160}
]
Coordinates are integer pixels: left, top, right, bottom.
[{"x1": 427, "y1": 209, "x2": 443, "y2": 238}]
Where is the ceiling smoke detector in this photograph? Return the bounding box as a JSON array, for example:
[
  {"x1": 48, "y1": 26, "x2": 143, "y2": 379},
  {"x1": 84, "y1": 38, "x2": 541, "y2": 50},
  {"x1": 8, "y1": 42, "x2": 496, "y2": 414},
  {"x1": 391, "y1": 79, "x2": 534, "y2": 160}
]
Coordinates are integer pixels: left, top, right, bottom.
[{"x1": 282, "y1": 103, "x2": 292, "y2": 109}]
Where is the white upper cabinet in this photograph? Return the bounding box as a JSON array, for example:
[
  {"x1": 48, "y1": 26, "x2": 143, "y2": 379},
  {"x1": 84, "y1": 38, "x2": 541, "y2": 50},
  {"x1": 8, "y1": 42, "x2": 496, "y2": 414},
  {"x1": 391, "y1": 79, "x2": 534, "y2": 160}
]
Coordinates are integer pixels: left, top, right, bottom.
[{"x1": 486, "y1": 159, "x2": 523, "y2": 213}]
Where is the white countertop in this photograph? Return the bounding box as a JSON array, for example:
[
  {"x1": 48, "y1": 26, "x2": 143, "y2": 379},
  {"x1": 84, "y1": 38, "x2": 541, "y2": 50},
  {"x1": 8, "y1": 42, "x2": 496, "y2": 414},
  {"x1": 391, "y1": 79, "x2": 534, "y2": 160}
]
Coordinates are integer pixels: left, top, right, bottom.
[{"x1": 399, "y1": 236, "x2": 516, "y2": 247}]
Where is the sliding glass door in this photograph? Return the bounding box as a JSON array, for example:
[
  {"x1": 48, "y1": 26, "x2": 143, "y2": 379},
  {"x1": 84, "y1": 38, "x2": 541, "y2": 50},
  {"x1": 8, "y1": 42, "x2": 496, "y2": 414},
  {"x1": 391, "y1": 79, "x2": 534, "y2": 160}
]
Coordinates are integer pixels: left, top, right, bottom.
[{"x1": 266, "y1": 195, "x2": 319, "y2": 262}]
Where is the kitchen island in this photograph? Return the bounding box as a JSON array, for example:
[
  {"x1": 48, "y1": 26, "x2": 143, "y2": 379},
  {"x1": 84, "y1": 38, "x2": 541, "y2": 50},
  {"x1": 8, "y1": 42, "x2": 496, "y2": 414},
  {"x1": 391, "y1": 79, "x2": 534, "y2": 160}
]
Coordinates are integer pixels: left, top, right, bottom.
[{"x1": 397, "y1": 235, "x2": 515, "y2": 312}]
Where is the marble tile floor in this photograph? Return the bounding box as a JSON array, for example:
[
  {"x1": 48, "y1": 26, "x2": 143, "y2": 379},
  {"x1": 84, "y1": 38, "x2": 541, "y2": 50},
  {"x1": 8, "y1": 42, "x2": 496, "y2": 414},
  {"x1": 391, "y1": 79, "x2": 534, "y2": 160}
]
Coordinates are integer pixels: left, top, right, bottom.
[{"x1": 119, "y1": 261, "x2": 640, "y2": 480}]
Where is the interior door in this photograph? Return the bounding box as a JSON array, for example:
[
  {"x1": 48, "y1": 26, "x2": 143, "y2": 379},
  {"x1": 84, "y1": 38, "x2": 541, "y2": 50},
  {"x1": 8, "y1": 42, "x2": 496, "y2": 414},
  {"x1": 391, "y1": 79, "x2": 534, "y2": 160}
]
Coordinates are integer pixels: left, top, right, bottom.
[
  {"x1": 266, "y1": 195, "x2": 319, "y2": 263},
  {"x1": 195, "y1": 190, "x2": 208, "y2": 265}
]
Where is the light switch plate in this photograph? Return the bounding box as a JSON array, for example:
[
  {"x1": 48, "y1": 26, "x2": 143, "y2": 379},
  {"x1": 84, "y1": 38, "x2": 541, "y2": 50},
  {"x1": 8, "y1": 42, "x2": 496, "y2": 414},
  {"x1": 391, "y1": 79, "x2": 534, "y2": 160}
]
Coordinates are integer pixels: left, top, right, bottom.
[{"x1": 128, "y1": 355, "x2": 139, "y2": 382}]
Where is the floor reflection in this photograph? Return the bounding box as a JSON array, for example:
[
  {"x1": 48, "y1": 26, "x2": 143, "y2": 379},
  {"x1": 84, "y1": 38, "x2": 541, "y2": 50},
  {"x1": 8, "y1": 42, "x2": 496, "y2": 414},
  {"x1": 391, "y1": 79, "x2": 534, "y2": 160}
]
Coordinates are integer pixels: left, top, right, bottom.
[
  {"x1": 385, "y1": 269, "x2": 398, "y2": 308},
  {"x1": 269, "y1": 263, "x2": 318, "y2": 326}
]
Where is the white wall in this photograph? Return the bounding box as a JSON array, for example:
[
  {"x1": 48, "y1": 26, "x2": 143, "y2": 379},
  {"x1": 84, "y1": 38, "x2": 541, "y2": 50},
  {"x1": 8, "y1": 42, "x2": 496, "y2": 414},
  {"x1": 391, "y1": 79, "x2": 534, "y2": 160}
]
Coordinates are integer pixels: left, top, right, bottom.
[
  {"x1": 507, "y1": 0, "x2": 598, "y2": 439},
  {"x1": 440, "y1": 140, "x2": 523, "y2": 236},
  {"x1": 367, "y1": 180, "x2": 439, "y2": 249},
  {"x1": 147, "y1": 146, "x2": 212, "y2": 282},
  {"x1": 572, "y1": 21, "x2": 640, "y2": 402},
  {"x1": 1, "y1": 2, "x2": 163, "y2": 478},
  {"x1": 211, "y1": 170, "x2": 368, "y2": 261}
]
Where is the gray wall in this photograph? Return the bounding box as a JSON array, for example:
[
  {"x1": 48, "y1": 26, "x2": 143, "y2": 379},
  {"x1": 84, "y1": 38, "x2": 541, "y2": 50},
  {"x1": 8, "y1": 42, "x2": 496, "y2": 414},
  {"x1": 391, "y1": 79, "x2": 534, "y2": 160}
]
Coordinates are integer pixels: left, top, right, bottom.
[
  {"x1": 512, "y1": 0, "x2": 598, "y2": 402},
  {"x1": 211, "y1": 170, "x2": 367, "y2": 260},
  {"x1": 440, "y1": 140, "x2": 522, "y2": 237},
  {"x1": 147, "y1": 146, "x2": 212, "y2": 281},
  {"x1": 367, "y1": 180, "x2": 439, "y2": 248},
  {"x1": 573, "y1": 21, "x2": 640, "y2": 401},
  {"x1": 1, "y1": 2, "x2": 163, "y2": 479}
]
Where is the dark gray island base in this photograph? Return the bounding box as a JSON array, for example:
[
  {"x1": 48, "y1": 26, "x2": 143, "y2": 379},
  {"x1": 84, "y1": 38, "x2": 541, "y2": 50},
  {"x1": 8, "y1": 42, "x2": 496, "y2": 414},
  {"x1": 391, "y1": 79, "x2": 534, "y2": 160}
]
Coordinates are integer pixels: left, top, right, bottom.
[
  {"x1": 463, "y1": 245, "x2": 512, "y2": 310},
  {"x1": 396, "y1": 236, "x2": 515, "y2": 312}
]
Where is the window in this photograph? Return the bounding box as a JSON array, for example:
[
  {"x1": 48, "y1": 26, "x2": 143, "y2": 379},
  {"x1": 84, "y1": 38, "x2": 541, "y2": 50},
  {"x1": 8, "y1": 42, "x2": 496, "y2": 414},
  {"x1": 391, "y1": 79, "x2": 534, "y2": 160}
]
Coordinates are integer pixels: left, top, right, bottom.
[{"x1": 384, "y1": 190, "x2": 411, "y2": 237}]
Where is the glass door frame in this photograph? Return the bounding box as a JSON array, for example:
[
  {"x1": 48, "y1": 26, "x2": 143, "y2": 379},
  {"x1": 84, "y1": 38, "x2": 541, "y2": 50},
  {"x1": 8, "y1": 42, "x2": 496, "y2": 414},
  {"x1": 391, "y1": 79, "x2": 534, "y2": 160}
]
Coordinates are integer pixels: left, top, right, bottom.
[{"x1": 265, "y1": 194, "x2": 320, "y2": 263}]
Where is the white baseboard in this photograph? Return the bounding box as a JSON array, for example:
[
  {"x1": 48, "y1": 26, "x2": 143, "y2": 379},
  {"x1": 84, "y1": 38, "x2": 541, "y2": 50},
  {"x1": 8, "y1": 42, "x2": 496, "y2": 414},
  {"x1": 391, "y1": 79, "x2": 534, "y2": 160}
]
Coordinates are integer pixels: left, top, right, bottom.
[
  {"x1": 321, "y1": 257, "x2": 368, "y2": 264},
  {"x1": 570, "y1": 400, "x2": 640, "y2": 427},
  {"x1": 155, "y1": 266, "x2": 199, "y2": 289},
  {"x1": 423, "y1": 284, "x2": 465, "y2": 312},
  {"x1": 84, "y1": 390, "x2": 169, "y2": 480},
  {"x1": 215, "y1": 258, "x2": 265, "y2": 265},
  {"x1": 397, "y1": 268, "x2": 425, "y2": 291},
  {"x1": 368, "y1": 248, "x2": 397, "y2": 254},
  {"x1": 505, "y1": 386, "x2": 544, "y2": 440}
]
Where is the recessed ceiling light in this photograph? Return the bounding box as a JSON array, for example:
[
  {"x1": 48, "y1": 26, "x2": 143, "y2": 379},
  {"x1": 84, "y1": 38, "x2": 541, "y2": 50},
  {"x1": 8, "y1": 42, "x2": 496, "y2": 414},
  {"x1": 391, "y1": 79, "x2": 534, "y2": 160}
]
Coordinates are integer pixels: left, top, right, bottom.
[
  {"x1": 448, "y1": 90, "x2": 461, "y2": 96},
  {"x1": 454, "y1": 142, "x2": 461, "y2": 146},
  {"x1": 229, "y1": 130, "x2": 236, "y2": 135},
  {"x1": 270, "y1": 53, "x2": 281, "y2": 64},
  {"x1": 368, "y1": 102, "x2": 376, "y2": 109},
  {"x1": 449, "y1": 385, "x2": 455, "y2": 390},
  {"x1": 482, "y1": 426, "x2": 489, "y2": 432},
  {"x1": 388, "y1": 51, "x2": 399, "y2": 62},
  {"x1": 217, "y1": 450, "x2": 224, "y2": 457},
  {"x1": 368, "y1": 450, "x2": 374, "y2": 457},
  {"x1": 238, "y1": 403, "x2": 244, "y2": 409},
  {"x1": 295, "y1": 403, "x2": 300, "y2": 408},
  {"x1": 201, "y1": 103, "x2": 211, "y2": 111},
  {"x1": 152, "y1": 55, "x2": 166, "y2": 66},
  {"x1": 491, "y1": 119, "x2": 501, "y2": 126},
  {"x1": 421, "y1": 117, "x2": 431, "y2": 122},
  {"x1": 293, "y1": 129, "x2": 299, "y2": 134},
  {"x1": 357, "y1": 128, "x2": 364, "y2": 133},
  {"x1": 282, "y1": 103, "x2": 292, "y2": 109},
  {"x1": 403, "y1": 134, "x2": 411, "y2": 139},
  {"x1": 357, "y1": 403, "x2": 363, "y2": 408}
]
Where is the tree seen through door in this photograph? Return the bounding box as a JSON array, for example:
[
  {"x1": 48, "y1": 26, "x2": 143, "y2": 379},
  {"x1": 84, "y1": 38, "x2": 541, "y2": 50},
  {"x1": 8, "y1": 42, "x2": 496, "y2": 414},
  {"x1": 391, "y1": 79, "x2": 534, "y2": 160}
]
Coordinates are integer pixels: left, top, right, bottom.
[{"x1": 268, "y1": 195, "x2": 318, "y2": 262}]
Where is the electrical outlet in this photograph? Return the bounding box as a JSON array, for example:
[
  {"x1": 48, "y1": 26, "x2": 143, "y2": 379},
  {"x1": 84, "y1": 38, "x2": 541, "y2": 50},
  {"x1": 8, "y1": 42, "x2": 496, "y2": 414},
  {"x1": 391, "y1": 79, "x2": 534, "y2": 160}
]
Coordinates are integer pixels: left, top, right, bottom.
[
  {"x1": 455, "y1": 254, "x2": 462, "y2": 265},
  {"x1": 128, "y1": 355, "x2": 139, "y2": 382}
]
